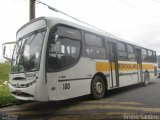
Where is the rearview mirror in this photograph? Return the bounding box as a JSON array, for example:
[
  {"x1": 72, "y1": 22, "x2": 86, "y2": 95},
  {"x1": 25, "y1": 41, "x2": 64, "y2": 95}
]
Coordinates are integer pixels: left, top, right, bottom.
[{"x1": 2, "y1": 42, "x2": 16, "y2": 61}]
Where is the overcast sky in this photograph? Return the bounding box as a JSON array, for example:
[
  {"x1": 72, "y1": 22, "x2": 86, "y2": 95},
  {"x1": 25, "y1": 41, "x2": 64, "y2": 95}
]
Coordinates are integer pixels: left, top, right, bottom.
[{"x1": 1, "y1": 0, "x2": 160, "y2": 62}]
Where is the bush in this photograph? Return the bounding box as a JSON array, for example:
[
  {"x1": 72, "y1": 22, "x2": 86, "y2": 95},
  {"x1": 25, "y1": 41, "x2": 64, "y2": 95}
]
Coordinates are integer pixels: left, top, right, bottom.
[
  {"x1": 0, "y1": 63, "x2": 10, "y2": 81},
  {"x1": 0, "y1": 63, "x2": 19, "y2": 107},
  {"x1": 0, "y1": 86, "x2": 17, "y2": 107}
]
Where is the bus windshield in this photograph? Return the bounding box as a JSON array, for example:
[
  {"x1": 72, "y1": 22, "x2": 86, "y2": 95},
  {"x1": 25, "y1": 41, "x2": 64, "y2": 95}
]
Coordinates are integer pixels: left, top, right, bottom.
[{"x1": 11, "y1": 30, "x2": 46, "y2": 73}]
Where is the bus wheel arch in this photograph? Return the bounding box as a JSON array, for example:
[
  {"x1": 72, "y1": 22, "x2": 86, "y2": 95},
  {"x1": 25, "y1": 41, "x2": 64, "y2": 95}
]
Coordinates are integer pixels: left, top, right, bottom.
[
  {"x1": 143, "y1": 70, "x2": 150, "y2": 86},
  {"x1": 91, "y1": 72, "x2": 107, "y2": 99}
]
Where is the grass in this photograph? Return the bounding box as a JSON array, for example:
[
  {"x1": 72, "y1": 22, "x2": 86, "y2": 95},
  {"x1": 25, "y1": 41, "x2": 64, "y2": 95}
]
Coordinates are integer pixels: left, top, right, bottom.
[
  {"x1": 0, "y1": 63, "x2": 19, "y2": 107},
  {"x1": 0, "y1": 86, "x2": 18, "y2": 106},
  {"x1": 0, "y1": 63, "x2": 10, "y2": 81}
]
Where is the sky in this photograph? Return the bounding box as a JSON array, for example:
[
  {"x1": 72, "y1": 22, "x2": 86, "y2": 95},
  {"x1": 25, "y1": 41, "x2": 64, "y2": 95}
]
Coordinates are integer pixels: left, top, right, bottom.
[{"x1": 1, "y1": 0, "x2": 160, "y2": 62}]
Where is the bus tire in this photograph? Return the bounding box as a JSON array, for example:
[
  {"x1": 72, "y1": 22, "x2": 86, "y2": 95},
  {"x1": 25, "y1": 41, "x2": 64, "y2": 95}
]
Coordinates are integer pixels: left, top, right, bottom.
[
  {"x1": 143, "y1": 72, "x2": 150, "y2": 86},
  {"x1": 91, "y1": 76, "x2": 105, "y2": 99}
]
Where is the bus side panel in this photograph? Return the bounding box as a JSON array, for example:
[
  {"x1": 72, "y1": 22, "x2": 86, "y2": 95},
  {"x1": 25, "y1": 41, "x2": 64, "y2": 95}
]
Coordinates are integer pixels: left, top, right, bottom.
[
  {"x1": 46, "y1": 73, "x2": 59, "y2": 100},
  {"x1": 142, "y1": 63, "x2": 157, "y2": 80},
  {"x1": 118, "y1": 61, "x2": 139, "y2": 87},
  {"x1": 56, "y1": 58, "x2": 95, "y2": 100}
]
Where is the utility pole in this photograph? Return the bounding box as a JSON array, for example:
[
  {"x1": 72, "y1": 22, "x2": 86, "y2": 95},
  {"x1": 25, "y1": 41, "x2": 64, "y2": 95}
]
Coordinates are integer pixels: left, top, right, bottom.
[{"x1": 29, "y1": 0, "x2": 36, "y2": 21}]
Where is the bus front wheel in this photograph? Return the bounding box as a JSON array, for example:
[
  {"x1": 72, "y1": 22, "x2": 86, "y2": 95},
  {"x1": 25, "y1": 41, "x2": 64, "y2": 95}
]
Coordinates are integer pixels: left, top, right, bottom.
[{"x1": 91, "y1": 76, "x2": 105, "y2": 99}]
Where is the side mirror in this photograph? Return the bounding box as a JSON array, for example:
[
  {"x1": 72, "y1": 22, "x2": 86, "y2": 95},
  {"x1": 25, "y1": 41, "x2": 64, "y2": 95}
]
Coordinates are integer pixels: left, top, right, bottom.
[{"x1": 2, "y1": 42, "x2": 16, "y2": 61}]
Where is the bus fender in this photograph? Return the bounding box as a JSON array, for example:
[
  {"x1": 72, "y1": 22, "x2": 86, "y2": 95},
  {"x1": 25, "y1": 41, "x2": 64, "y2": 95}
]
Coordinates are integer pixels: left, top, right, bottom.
[{"x1": 91, "y1": 72, "x2": 108, "y2": 91}]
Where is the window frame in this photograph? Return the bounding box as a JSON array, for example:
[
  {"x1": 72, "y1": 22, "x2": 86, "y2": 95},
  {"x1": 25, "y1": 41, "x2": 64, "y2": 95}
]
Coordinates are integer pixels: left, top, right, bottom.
[
  {"x1": 148, "y1": 50, "x2": 152, "y2": 56},
  {"x1": 84, "y1": 32, "x2": 103, "y2": 47},
  {"x1": 117, "y1": 42, "x2": 128, "y2": 61},
  {"x1": 141, "y1": 48, "x2": 157, "y2": 63},
  {"x1": 84, "y1": 32, "x2": 107, "y2": 59},
  {"x1": 141, "y1": 48, "x2": 148, "y2": 62},
  {"x1": 126, "y1": 44, "x2": 134, "y2": 53},
  {"x1": 142, "y1": 48, "x2": 148, "y2": 56},
  {"x1": 46, "y1": 24, "x2": 82, "y2": 72},
  {"x1": 126, "y1": 44, "x2": 136, "y2": 61},
  {"x1": 153, "y1": 51, "x2": 157, "y2": 63}
]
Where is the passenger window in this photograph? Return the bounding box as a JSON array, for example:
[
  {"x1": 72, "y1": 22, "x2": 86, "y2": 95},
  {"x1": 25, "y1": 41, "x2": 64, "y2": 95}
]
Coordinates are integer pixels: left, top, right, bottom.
[
  {"x1": 126, "y1": 44, "x2": 136, "y2": 61},
  {"x1": 85, "y1": 33, "x2": 103, "y2": 47},
  {"x1": 141, "y1": 48, "x2": 148, "y2": 62},
  {"x1": 84, "y1": 33, "x2": 106, "y2": 59},
  {"x1": 153, "y1": 51, "x2": 156, "y2": 56},
  {"x1": 85, "y1": 46, "x2": 106, "y2": 59},
  {"x1": 127, "y1": 44, "x2": 134, "y2": 53},
  {"x1": 47, "y1": 26, "x2": 81, "y2": 71},
  {"x1": 118, "y1": 42, "x2": 126, "y2": 51},
  {"x1": 56, "y1": 26, "x2": 81, "y2": 40},
  {"x1": 148, "y1": 50, "x2": 152, "y2": 56},
  {"x1": 117, "y1": 42, "x2": 127, "y2": 60},
  {"x1": 142, "y1": 49, "x2": 147, "y2": 56},
  {"x1": 152, "y1": 51, "x2": 157, "y2": 62}
]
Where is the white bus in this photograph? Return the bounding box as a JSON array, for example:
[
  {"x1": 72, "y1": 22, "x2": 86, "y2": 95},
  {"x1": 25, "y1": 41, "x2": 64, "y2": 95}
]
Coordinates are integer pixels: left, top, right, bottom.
[
  {"x1": 157, "y1": 55, "x2": 160, "y2": 77},
  {"x1": 3, "y1": 16, "x2": 157, "y2": 101}
]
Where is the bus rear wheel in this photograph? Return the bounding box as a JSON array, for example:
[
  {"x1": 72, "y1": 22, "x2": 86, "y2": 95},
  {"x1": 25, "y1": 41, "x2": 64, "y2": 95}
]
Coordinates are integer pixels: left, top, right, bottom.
[{"x1": 91, "y1": 76, "x2": 105, "y2": 99}]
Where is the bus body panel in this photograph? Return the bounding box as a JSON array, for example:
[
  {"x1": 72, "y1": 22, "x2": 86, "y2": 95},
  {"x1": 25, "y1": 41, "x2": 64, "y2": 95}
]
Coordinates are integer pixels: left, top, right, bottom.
[
  {"x1": 142, "y1": 62, "x2": 157, "y2": 79},
  {"x1": 47, "y1": 58, "x2": 94, "y2": 100},
  {"x1": 118, "y1": 61, "x2": 139, "y2": 87},
  {"x1": 46, "y1": 73, "x2": 58, "y2": 100}
]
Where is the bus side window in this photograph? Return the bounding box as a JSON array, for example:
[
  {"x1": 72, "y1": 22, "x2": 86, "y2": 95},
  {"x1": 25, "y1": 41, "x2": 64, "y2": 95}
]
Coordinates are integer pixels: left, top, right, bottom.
[
  {"x1": 84, "y1": 33, "x2": 106, "y2": 59},
  {"x1": 126, "y1": 44, "x2": 136, "y2": 61},
  {"x1": 117, "y1": 42, "x2": 127, "y2": 61},
  {"x1": 47, "y1": 26, "x2": 81, "y2": 71},
  {"x1": 148, "y1": 50, "x2": 153, "y2": 62},
  {"x1": 152, "y1": 51, "x2": 157, "y2": 63},
  {"x1": 141, "y1": 48, "x2": 148, "y2": 62}
]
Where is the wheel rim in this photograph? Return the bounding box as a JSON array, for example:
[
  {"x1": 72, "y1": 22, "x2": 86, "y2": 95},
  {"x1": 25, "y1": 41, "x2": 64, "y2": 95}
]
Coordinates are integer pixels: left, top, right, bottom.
[{"x1": 95, "y1": 81, "x2": 103, "y2": 94}]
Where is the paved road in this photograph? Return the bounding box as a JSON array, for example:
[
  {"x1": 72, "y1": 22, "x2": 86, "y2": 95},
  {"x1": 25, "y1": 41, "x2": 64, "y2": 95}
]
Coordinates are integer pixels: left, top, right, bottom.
[{"x1": 1, "y1": 78, "x2": 160, "y2": 120}]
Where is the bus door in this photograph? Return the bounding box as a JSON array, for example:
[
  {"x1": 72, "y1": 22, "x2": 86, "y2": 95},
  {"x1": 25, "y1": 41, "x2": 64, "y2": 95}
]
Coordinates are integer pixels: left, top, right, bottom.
[
  {"x1": 135, "y1": 48, "x2": 143, "y2": 82},
  {"x1": 108, "y1": 42, "x2": 119, "y2": 87}
]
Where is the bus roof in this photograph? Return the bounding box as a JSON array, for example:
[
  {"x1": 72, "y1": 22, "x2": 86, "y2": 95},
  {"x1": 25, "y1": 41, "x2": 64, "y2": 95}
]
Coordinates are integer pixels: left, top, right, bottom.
[
  {"x1": 17, "y1": 14, "x2": 156, "y2": 52},
  {"x1": 45, "y1": 15, "x2": 156, "y2": 51}
]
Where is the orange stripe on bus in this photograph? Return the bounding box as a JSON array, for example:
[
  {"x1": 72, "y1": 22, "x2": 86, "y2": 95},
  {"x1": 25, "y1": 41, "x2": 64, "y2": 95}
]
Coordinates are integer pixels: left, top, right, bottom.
[
  {"x1": 96, "y1": 62, "x2": 110, "y2": 72},
  {"x1": 142, "y1": 64, "x2": 154, "y2": 70},
  {"x1": 119, "y1": 63, "x2": 137, "y2": 71},
  {"x1": 96, "y1": 62, "x2": 155, "y2": 72}
]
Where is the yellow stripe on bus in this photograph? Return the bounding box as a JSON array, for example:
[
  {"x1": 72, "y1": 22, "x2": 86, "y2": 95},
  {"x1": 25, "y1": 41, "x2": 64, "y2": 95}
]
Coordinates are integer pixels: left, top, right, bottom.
[
  {"x1": 119, "y1": 63, "x2": 137, "y2": 71},
  {"x1": 96, "y1": 62, "x2": 155, "y2": 72},
  {"x1": 96, "y1": 62, "x2": 110, "y2": 72},
  {"x1": 142, "y1": 64, "x2": 154, "y2": 70}
]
